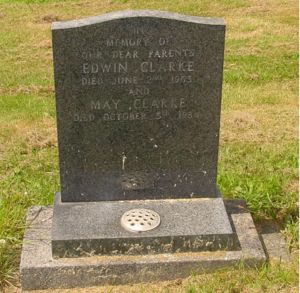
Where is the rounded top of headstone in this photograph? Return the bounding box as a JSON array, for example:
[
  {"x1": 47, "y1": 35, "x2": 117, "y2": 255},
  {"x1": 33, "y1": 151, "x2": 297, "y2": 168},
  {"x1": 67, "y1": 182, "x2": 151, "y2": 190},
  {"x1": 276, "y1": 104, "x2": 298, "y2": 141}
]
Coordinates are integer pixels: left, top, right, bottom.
[{"x1": 51, "y1": 10, "x2": 225, "y2": 30}]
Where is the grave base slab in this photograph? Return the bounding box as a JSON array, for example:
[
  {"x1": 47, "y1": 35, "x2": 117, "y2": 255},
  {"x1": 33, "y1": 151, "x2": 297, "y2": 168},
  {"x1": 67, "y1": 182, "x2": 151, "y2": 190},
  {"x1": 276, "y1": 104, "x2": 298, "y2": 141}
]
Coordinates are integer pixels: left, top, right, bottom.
[
  {"x1": 52, "y1": 193, "x2": 240, "y2": 257},
  {"x1": 20, "y1": 200, "x2": 266, "y2": 291}
]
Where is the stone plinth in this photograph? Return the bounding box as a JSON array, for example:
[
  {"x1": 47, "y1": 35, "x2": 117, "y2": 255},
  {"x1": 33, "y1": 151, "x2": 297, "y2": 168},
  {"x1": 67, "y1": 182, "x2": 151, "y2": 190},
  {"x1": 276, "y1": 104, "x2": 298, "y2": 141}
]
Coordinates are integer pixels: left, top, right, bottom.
[
  {"x1": 52, "y1": 193, "x2": 240, "y2": 258},
  {"x1": 20, "y1": 200, "x2": 266, "y2": 291}
]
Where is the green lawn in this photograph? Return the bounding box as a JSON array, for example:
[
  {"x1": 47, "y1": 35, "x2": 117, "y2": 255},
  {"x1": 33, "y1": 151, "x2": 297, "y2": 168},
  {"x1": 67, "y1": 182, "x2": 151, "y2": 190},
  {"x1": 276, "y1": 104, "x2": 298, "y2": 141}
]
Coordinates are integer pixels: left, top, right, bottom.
[{"x1": 0, "y1": 0, "x2": 298, "y2": 292}]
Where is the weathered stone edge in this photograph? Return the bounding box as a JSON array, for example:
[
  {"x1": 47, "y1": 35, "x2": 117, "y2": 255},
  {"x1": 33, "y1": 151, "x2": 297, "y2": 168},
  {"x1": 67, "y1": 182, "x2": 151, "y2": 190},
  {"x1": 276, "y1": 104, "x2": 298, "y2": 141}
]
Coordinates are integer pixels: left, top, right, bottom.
[
  {"x1": 20, "y1": 200, "x2": 266, "y2": 290},
  {"x1": 51, "y1": 10, "x2": 224, "y2": 30}
]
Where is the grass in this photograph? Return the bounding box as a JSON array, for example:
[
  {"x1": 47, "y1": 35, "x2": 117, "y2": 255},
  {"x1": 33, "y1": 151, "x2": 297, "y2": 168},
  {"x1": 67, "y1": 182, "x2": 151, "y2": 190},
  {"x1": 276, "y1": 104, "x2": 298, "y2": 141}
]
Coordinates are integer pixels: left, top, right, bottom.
[{"x1": 0, "y1": 0, "x2": 298, "y2": 291}]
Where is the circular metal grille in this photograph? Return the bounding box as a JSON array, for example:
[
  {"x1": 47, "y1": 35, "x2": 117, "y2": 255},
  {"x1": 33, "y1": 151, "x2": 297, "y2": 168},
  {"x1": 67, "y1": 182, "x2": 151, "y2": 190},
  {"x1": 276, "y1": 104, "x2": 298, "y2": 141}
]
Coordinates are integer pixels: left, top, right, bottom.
[{"x1": 121, "y1": 208, "x2": 160, "y2": 233}]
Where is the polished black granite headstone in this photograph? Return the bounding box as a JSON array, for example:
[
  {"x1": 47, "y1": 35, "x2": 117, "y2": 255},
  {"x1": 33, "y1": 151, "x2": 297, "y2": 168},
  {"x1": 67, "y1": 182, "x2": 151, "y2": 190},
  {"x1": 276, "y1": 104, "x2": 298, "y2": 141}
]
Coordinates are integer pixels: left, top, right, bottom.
[{"x1": 52, "y1": 10, "x2": 225, "y2": 202}]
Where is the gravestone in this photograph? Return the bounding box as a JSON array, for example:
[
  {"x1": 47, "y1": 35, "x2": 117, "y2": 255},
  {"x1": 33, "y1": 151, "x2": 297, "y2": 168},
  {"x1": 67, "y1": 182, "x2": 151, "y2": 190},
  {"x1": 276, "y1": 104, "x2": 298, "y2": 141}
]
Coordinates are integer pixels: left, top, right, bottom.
[
  {"x1": 51, "y1": 10, "x2": 239, "y2": 257},
  {"x1": 52, "y1": 10, "x2": 224, "y2": 202},
  {"x1": 20, "y1": 11, "x2": 266, "y2": 291}
]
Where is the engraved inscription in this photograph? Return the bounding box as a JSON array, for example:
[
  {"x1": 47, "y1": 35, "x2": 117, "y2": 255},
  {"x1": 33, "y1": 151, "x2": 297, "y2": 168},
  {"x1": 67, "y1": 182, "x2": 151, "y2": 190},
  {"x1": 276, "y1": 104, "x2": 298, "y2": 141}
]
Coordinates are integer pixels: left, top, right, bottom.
[
  {"x1": 90, "y1": 99, "x2": 121, "y2": 110},
  {"x1": 82, "y1": 62, "x2": 128, "y2": 73},
  {"x1": 76, "y1": 28, "x2": 201, "y2": 123},
  {"x1": 148, "y1": 49, "x2": 195, "y2": 58},
  {"x1": 140, "y1": 61, "x2": 194, "y2": 73}
]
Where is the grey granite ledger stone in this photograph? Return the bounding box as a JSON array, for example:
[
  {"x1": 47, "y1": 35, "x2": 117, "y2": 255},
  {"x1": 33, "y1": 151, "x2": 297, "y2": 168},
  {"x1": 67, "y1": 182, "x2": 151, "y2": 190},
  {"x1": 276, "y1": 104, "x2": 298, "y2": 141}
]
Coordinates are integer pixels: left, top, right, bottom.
[
  {"x1": 20, "y1": 201, "x2": 266, "y2": 291},
  {"x1": 52, "y1": 10, "x2": 225, "y2": 202},
  {"x1": 52, "y1": 193, "x2": 240, "y2": 257}
]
